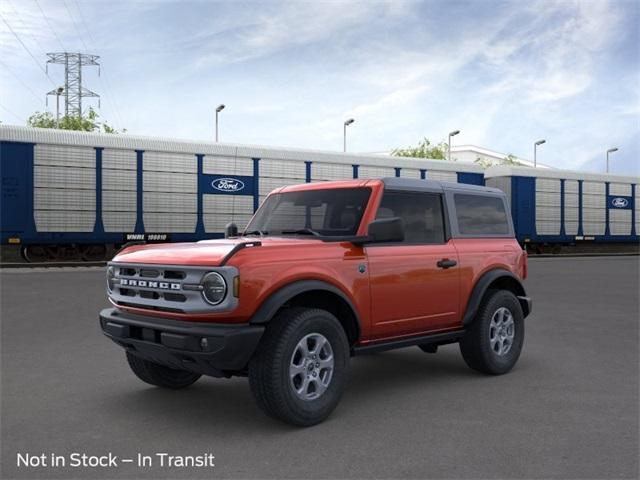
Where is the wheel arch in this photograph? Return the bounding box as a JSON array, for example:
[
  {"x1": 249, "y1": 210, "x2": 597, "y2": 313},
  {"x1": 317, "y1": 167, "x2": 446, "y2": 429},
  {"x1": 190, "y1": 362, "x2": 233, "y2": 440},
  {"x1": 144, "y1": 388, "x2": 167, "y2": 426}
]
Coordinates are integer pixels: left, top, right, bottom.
[
  {"x1": 462, "y1": 269, "x2": 531, "y2": 325},
  {"x1": 249, "y1": 280, "x2": 361, "y2": 345}
]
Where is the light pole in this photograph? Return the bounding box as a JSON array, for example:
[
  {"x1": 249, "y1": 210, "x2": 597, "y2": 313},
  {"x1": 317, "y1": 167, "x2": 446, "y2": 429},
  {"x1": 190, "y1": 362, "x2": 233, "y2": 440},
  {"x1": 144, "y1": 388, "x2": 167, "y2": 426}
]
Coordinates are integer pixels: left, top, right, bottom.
[
  {"x1": 534, "y1": 139, "x2": 546, "y2": 167},
  {"x1": 606, "y1": 147, "x2": 618, "y2": 173},
  {"x1": 448, "y1": 130, "x2": 460, "y2": 161},
  {"x1": 55, "y1": 87, "x2": 64, "y2": 128},
  {"x1": 215, "y1": 104, "x2": 225, "y2": 142},
  {"x1": 343, "y1": 118, "x2": 354, "y2": 152}
]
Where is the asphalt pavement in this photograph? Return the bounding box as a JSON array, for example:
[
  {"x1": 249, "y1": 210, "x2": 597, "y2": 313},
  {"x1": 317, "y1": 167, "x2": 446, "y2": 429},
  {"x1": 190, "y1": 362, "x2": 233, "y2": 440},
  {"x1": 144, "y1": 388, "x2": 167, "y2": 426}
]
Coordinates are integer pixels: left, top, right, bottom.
[{"x1": 1, "y1": 257, "x2": 638, "y2": 479}]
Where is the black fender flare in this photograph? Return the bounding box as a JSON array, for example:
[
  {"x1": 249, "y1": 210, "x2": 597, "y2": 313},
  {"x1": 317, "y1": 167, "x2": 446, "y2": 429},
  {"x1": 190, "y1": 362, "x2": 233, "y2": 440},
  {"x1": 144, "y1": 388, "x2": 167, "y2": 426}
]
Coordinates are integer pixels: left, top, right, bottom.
[
  {"x1": 249, "y1": 280, "x2": 362, "y2": 338},
  {"x1": 462, "y1": 269, "x2": 531, "y2": 325}
]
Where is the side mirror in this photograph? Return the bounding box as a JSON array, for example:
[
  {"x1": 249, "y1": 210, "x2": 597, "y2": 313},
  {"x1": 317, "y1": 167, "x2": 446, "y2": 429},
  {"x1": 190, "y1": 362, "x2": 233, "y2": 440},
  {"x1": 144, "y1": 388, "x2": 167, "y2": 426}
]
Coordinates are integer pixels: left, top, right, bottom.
[
  {"x1": 225, "y1": 222, "x2": 239, "y2": 238},
  {"x1": 366, "y1": 217, "x2": 404, "y2": 243}
]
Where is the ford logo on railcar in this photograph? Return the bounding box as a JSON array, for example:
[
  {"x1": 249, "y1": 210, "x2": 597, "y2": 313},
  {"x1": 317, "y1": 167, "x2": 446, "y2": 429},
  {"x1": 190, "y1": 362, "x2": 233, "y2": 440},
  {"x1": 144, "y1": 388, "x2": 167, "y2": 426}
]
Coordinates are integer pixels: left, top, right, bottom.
[
  {"x1": 212, "y1": 178, "x2": 245, "y2": 192},
  {"x1": 612, "y1": 197, "x2": 629, "y2": 208}
]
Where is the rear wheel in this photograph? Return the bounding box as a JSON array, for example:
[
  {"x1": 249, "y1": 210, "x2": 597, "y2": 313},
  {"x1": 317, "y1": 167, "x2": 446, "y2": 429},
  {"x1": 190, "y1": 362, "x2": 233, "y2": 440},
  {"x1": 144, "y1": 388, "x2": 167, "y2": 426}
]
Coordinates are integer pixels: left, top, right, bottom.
[
  {"x1": 248, "y1": 307, "x2": 350, "y2": 426},
  {"x1": 459, "y1": 290, "x2": 524, "y2": 375},
  {"x1": 126, "y1": 352, "x2": 201, "y2": 389}
]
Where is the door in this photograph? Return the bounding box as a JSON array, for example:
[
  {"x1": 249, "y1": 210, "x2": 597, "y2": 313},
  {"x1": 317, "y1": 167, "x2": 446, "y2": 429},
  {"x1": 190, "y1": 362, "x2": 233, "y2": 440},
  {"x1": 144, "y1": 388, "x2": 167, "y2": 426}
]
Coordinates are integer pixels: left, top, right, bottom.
[
  {"x1": 366, "y1": 190, "x2": 460, "y2": 339},
  {"x1": 1, "y1": 142, "x2": 32, "y2": 237}
]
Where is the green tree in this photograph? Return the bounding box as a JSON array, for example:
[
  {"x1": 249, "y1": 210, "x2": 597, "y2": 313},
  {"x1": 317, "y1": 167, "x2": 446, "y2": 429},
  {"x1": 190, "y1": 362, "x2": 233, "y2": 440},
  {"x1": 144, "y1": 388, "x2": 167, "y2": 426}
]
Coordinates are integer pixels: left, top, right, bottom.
[
  {"x1": 391, "y1": 138, "x2": 450, "y2": 160},
  {"x1": 27, "y1": 107, "x2": 124, "y2": 133},
  {"x1": 474, "y1": 153, "x2": 523, "y2": 169}
]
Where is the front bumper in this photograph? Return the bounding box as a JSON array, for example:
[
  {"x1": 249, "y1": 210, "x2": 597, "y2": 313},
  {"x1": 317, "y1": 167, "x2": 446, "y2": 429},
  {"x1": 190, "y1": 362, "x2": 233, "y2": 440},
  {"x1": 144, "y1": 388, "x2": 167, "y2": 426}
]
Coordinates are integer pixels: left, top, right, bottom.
[{"x1": 99, "y1": 308, "x2": 264, "y2": 377}]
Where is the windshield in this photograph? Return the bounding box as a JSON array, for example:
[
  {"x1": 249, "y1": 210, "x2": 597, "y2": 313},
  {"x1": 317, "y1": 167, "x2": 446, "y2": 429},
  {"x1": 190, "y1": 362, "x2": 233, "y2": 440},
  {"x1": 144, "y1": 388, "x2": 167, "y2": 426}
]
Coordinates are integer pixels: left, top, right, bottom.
[{"x1": 245, "y1": 187, "x2": 371, "y2": 237}]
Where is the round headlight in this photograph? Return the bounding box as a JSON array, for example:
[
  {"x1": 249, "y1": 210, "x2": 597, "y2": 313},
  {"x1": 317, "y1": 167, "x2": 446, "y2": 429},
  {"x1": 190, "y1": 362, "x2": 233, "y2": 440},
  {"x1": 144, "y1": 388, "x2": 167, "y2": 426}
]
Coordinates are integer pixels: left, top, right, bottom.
[
  {"x1": 106, "y1": 266, "x2": 115, "y2": 292},
  {"x1": 202, "y1": 272, "x2": 227, "y2": 305}
]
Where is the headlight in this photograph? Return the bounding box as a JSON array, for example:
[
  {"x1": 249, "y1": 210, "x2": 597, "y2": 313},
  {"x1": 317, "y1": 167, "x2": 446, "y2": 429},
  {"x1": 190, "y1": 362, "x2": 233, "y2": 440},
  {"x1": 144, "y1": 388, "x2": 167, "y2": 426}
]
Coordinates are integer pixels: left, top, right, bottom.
[
  {"x1": 201, "y1": 272, "x2": 227, "y2": 305},
  {"x1": 106, "y1": 266, "x2": 115, "y2": 292}
]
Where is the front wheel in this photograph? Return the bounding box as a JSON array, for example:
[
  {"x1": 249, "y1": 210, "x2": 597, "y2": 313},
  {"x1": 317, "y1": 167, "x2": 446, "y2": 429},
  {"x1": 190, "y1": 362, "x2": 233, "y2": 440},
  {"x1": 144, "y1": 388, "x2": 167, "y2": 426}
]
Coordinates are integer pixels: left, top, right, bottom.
[
  {"x1": 248, "y1": 307, "x2": 350, "y2": 426},
  {"x1": 459, "y1": 290, "x2": 525, "y2": 375}
]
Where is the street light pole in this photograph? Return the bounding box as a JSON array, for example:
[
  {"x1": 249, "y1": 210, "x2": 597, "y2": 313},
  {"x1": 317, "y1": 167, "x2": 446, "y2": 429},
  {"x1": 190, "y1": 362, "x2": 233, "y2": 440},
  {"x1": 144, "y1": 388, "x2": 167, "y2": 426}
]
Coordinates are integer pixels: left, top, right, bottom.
[
  {"x1": 534, "y1": 139, "x2": 546, "y2": 168},
  {"x1": 343, "y1": 118, "x2": 354, "y2": 152},
  {"x1": 606, "y1": 147, "x2": 618, "y2": 173},
  {"x1": 55, "y1": 87, "x2": 64, "y2": 128},
  {"x1": 448, "y1": 130, "x2": 460, "y2": 161},
  {"x1": 215, "y1": 104, "x2": 225, "y2": 142}
]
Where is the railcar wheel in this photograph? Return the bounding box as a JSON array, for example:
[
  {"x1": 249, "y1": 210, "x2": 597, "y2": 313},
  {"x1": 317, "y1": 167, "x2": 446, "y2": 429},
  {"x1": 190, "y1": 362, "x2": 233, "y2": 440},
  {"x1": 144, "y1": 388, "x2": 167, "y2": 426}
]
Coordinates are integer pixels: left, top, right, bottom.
[
  {"x1": 22, "y1": 245, "x2": 48, "y2": 262},
  {"x1": 80, "y1": 244, "x2": 107, "y2": 261}
]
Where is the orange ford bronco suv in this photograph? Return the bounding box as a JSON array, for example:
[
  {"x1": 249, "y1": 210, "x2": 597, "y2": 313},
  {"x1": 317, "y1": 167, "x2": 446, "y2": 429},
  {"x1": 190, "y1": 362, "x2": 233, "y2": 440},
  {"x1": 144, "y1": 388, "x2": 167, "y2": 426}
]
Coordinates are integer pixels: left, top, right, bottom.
[{"x1": 100, "y1": 178, "x2": 531, "y2": 426}]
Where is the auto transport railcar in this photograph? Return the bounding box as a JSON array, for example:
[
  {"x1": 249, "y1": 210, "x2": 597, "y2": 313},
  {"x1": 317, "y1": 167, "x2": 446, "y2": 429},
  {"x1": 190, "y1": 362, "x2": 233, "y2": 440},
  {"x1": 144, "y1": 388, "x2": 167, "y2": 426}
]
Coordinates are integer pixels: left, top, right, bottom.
[
  {"x1": 0, "y1": 125, "x2": 485, "y2": 261},
  {"x1": 485, "y1": 165, "x2": 639, "y2": 252}
]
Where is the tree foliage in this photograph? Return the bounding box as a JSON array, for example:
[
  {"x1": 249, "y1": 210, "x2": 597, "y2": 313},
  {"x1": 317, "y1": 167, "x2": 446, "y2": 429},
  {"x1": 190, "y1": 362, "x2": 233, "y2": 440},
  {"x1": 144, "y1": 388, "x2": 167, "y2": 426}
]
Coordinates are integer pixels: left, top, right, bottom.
[
  {"x1": 392, "y1": 137, "x2": 525, "y2": 169},
  {"x1": 391, "y1": 138, "x2": 449, "y2": 160},
  {"x1": 26, "y1": 107, "x2": 124, "y2": 133},
  {"x1": 474, "y1": 153, "x2": 523, "y2": 168}
]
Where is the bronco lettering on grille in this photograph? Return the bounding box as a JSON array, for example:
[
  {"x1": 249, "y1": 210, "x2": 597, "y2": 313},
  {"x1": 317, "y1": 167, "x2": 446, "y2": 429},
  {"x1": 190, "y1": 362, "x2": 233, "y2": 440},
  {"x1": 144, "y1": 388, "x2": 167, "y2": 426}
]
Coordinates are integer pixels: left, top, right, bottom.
[{"x1": 120, "y1": 278, "x2": 181, "y2": 290}]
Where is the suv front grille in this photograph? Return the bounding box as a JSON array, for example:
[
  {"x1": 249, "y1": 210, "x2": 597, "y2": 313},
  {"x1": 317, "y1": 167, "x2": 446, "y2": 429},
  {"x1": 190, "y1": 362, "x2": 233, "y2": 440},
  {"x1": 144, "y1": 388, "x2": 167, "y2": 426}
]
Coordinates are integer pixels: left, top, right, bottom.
[
  {"x1": 108, "y1": 262, "x2": 238, "y2": 314},
  {"x1": 114, "y1": 265, "x2": 188, "y2": 308}
]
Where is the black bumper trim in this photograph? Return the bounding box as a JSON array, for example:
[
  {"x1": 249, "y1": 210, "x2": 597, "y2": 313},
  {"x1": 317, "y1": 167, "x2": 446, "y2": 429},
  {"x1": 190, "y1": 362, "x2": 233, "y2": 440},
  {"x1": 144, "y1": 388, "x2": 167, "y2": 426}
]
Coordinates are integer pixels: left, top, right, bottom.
[
  {"x1": 99, "y1": 308, "x2": 264, "y2": 377},
  {"x1": 517, "y1": 295, "x2": 533, "y2": 318}
]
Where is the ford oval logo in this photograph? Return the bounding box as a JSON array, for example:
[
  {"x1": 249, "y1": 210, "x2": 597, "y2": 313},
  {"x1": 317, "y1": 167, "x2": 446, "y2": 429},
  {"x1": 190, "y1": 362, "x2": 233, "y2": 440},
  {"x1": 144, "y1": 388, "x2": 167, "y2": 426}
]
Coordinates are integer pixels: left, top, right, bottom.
[
  {"x1": 612, "y1": 197, "x2": 629, "y2": 208},
  {"x1": 212, "y1": 178, "x2": 245, "y2": 192}
]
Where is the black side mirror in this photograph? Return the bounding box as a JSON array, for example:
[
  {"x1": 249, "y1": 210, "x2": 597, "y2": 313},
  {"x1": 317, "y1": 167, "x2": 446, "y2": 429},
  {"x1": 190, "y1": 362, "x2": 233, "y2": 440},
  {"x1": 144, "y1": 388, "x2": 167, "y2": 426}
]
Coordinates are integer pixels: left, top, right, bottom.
[
  {"x1": 225, "y1": 222, "x2": 239, "y2": 238},
  {"x1": 366, "y1": 217, "x2": 404, "y2": 243}
]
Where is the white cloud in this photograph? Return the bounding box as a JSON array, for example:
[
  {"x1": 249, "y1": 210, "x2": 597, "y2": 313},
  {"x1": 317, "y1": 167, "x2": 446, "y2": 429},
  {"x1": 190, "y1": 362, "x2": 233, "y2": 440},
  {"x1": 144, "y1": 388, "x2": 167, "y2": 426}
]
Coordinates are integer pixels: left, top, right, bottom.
[
  {"x1": 1, "y1": 0, "x2": 636, "y2": 174},
  {"x1": 190, "y1": 1, "x2": 411, "y2": 69},
  {"x1": 480, "y1": 0, "x2": 622, "y2": 102}
]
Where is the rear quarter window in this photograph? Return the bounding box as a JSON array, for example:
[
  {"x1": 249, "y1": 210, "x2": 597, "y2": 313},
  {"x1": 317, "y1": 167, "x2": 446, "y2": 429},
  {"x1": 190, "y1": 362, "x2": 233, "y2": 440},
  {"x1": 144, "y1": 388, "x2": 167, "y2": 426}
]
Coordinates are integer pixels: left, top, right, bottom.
[{"x1": 454, "y1": 194, "x2": 510, "y2": 235}]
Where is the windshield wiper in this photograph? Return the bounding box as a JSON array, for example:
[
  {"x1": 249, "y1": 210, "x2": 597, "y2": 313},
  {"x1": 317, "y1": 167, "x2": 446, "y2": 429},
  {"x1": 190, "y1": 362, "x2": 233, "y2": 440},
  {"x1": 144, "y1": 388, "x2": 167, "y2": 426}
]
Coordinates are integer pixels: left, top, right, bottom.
[
  {"x1": 281, "y1": 228, "x2": 322, "y2": 237},
  {"x1": 243, "y1": 229, "x2": 268, "y2": 237}
]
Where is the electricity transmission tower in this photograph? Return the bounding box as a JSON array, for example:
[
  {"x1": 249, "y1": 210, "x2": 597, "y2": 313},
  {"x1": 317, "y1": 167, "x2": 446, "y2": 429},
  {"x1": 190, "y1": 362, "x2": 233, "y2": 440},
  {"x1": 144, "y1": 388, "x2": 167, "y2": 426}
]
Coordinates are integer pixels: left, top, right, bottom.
[{"x1": 46, "y1": 52, "x2": 100, "y2": 117}]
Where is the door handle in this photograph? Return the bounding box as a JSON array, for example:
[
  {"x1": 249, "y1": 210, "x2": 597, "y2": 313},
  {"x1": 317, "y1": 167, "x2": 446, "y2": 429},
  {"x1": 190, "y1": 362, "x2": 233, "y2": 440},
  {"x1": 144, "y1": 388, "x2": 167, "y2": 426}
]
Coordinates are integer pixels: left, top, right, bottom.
[{"x1": 437, "y1": 259, "x2": 457, "y2": 269}]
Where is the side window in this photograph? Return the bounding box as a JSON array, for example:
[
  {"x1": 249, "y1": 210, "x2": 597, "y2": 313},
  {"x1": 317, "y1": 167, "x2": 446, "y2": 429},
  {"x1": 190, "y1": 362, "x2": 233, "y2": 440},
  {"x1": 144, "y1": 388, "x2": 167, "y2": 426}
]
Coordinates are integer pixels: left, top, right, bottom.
[
  {"x1": 454, "y1": 194, "x2": 510, "y2": 235},
  {"x1": 375, "y1": 191, "x2": 445, "y2": 243}
]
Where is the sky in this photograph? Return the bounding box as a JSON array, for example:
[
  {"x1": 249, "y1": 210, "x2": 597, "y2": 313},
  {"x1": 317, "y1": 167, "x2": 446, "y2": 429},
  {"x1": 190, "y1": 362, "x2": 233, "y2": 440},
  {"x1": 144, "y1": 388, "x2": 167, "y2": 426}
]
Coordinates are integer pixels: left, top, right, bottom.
[{"x1": 1, "y1": 0, "x2": 638, "y2": 175}]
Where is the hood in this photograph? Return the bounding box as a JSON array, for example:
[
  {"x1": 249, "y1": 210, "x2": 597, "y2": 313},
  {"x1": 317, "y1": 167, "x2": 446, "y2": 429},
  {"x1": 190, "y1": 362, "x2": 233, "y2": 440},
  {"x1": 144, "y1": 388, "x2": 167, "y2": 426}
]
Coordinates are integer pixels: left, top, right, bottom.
[{"x1": 112, "y1": 236, "x2": 322, "y2": 266}]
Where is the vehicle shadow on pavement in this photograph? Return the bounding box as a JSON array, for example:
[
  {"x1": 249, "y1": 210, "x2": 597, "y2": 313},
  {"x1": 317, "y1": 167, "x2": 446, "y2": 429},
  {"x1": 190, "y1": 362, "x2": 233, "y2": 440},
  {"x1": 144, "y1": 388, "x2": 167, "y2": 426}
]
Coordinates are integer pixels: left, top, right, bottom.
[
  {"x1": 100, "y1": 346, "x2": 479, "y2": 432},
  {"x1": 344, "y1": 347, "x2": 476, "y2": 395}
]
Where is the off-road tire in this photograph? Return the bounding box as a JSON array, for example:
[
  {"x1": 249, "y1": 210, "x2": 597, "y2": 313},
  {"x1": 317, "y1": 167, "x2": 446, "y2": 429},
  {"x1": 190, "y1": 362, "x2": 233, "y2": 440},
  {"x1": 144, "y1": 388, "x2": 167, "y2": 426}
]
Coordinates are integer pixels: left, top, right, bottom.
[
  {"x1": 126, "y1": 351, "x2": 201, "y2": 389},
  {"x1": 248, "y1": 307, "x2": 350, "y2": 427},
  {"x1": 459, "y1": 289, "x2": 524, "y2": 375}
]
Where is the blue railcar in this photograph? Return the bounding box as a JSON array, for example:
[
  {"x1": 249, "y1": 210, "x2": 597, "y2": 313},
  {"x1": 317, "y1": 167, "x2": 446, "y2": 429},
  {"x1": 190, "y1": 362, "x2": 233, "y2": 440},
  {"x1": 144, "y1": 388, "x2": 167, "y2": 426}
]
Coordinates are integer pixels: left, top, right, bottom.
[
  {"x1": 485, "y1": 165, "x2": 639, "y2": 251},
  {"x1": 1, "y1": 126, "x2": 485, "y2": 261}
]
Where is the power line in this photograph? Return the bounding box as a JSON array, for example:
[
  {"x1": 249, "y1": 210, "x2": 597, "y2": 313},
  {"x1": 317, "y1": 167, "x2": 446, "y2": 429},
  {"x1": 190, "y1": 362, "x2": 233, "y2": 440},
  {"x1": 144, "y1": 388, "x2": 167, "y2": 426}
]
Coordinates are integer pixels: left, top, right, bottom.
[
  {"x1": 7, "y1": 0, "x2": 51, "y2": 56},
  {"x1": 0, "y1": 58, "x2": 43, "y2": 102},
  {"x1": 72, "y1": 0, "x2": 96, "y2": 46},
  {"x1": 97, "y1": 64, "x2": 125, "y2": 128},
  {"x1": 62, "y1": 0, "x2": 89, "y2": 51},
  {"x1": 0, "y1": 13, "x2": 56, "y2": 86},
  {"x1": 34, "y1": 0, "x2": 67, "y2": 52},
  {"x1": 71, "y1": 0, "x2": 126, "y2": 128},
  {"x1": 0, "y1": 103, "x2": 26, "y2": 123},
  {"x1": 6, "y1": 0, "x2": 49, "y2": 57}
]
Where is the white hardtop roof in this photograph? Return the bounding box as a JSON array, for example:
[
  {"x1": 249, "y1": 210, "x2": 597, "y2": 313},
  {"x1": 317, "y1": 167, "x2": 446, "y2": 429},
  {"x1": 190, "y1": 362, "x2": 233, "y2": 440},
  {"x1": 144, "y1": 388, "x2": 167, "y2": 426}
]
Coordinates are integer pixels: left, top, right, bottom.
[
  {"x1": 0, "y1": 125, "x2": 483, "y2": 173},
  {"x1": 484, "y1": 165, "x2": 639, "y2": 184}
]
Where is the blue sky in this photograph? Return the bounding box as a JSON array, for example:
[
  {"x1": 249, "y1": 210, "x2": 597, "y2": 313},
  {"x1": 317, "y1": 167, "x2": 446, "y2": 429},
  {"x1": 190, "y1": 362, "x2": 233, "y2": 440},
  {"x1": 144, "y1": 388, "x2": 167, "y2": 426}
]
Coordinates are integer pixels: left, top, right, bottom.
[{"x1": 1, "y1": 0, "x2": 638, "y2": 174}]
